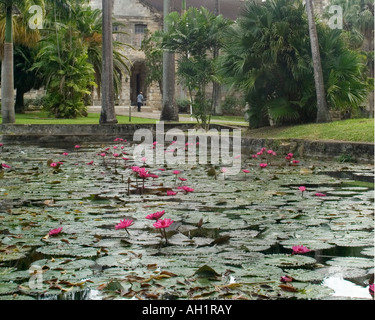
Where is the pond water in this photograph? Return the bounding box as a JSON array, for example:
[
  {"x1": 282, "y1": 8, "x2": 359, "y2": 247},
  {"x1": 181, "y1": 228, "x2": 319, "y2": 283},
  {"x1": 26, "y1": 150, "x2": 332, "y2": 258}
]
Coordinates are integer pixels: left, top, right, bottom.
[{"x1": 0, "y1": 141, "x2": 374, "y2": 300}]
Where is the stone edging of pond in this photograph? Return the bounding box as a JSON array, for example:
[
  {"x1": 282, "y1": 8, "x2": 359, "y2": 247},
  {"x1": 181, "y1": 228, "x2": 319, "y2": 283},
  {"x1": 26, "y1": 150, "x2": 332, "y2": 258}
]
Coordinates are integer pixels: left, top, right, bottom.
[{"x1": 0, "y1": 123, "x2": 373, "y2": 163}]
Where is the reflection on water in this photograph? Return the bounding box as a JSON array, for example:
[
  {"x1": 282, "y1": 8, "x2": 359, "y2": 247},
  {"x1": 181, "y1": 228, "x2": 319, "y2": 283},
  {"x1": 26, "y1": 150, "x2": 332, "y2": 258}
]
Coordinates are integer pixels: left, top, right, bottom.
[{"x1": 323, "y1": 274, "x2": 370, "y2": 299}]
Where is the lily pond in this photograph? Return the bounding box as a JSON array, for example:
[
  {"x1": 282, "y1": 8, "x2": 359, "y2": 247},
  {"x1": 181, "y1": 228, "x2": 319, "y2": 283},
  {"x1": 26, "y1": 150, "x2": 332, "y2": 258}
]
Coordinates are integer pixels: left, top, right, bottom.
[{"x1": 0, "y1": 140, "x2": 374, "y2": 300}]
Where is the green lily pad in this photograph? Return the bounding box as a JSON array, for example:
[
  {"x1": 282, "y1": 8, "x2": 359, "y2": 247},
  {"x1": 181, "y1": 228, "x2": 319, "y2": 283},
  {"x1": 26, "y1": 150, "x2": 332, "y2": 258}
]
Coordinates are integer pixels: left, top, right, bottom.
[
  {"x1": 326, "y1": 257, "x2": 374, "y2": 269},
  {"x1": 0, "y1": 282, "x2": 19, "y2": 295},
  {"x1": 263, "y1": 254, "x2": 317, "y2": 268},
  {"x1": 36, "y1": 244, "x2": 98, "y2": 258}
]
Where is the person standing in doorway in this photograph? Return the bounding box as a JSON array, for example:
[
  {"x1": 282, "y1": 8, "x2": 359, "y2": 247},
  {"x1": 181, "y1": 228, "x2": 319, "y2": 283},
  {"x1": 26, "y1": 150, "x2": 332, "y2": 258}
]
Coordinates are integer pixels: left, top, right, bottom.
[{"x1": 137, "y1": 92, "x2": 144, "y2": 112}]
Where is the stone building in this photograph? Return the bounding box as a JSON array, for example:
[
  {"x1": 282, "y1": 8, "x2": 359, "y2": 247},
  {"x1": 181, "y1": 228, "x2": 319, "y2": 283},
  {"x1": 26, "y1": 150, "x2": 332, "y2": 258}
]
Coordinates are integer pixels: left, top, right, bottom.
[{"x1": 88, "y1": 0, "x2": 328, "y2": 112}]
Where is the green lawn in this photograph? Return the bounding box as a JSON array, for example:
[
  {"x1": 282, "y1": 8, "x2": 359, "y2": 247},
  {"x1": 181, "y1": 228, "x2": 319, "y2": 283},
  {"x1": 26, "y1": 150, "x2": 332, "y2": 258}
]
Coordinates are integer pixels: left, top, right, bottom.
[
  {"x1": 245, "y1": 118, "x2": 374, "y2": 143},
  {"x1": 1, "y1": 111, "x2": 157, "y2": 124},
  {"x1": 1, "y1": 112, "x2": 373, "y2": 143}
]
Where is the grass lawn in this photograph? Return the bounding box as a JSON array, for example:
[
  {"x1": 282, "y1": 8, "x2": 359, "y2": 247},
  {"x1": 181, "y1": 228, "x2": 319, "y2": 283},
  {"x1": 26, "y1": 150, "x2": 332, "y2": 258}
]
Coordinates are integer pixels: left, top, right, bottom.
[
  {"x1": 245, "y1": 118, "x2": 374, "y2": 143},
  {"x1": 1, "y1": 111, "x2": 157, "y2": 124},
  {"x1": 1, "y1": 112, "x2": 373, "y2": 143}
]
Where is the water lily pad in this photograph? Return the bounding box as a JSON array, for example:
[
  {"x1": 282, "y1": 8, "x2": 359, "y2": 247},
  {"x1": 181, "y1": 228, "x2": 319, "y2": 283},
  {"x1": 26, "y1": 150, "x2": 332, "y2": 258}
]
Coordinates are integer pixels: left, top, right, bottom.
[
  {"x1": 0, "y1": 282, "x2": 19, "y2": 295},
  {"x1": 263, "y1": 254, "x2": 317, "y2": 268},
  {"x1": 326, "y1": 257, "x2": 374, "y2": 269},
  {"x1": 36, "y1": 244, "x2": 98, "y2": 258}
]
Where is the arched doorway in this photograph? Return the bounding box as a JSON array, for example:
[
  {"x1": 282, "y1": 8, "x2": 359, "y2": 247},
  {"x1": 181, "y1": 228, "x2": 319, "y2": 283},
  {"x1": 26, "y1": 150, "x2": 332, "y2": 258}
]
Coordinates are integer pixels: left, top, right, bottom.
[{"x1": 130, "y1": 61, "x2": 147, "y2": 106}]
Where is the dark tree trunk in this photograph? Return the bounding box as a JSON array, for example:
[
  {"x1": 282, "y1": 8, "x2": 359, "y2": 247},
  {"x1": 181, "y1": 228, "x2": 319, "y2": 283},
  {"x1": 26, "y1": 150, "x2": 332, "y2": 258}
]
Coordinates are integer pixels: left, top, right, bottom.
[
  {"x1": 15, "y1": 88, "x2": 26, "y2": 114},
  {"x1": 160, "y1": 0, "x2": 179, "y2": 121},
  {"x1": 212, "y1": 0, "x2": 222, "y2": 115},
  {"x1": 1, "y1": 6, "x2": 15, "y2": 124},
  {"x1": 306, "y1": 0, "x2": 331, "y2": 123},
  {"x1": 100, "y1": 0, "x2": 118, "y2": 124}
]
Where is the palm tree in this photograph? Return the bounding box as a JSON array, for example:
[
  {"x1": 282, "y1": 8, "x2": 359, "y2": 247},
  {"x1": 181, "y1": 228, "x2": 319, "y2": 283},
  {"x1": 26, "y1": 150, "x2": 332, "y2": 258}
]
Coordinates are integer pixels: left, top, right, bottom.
[
  {"x1": 220, "y1": 0, "x2": 369, "y2": 128},
  {"x1": 160, "y1": 0, "x2": 178, "y2": 122},
  {"x1": 0, "y1": 0, "x2": 44, "y2": 124},
  {"x1": 212, "y1": 0, "x2": 222, "y2": 115},
  {"x1": 305, "y1": 0, "x2": 330, "y2": 123},
  {"x1": 74, "y1": 5, "x2": 131, "y2": 101},
  {"x1": 323, "y1": 0, "x2": 374, "y2": 117},
  {"x1": 100, "y1": 0, "x2": 117, "y2": 124}
]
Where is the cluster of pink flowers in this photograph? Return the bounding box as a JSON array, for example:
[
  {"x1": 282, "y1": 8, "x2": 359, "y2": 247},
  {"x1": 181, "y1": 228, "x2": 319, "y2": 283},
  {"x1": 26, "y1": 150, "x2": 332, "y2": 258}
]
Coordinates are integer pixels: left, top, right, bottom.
[
  {"x1": 146, "y1": 210, "x2": 174, "y2": 244},
  {"x1": 251, "y1": 147, "x2": 277, "y2": 167},
  {"x1": 285, "y1": 153, "x2": 301, "y2": 166}
]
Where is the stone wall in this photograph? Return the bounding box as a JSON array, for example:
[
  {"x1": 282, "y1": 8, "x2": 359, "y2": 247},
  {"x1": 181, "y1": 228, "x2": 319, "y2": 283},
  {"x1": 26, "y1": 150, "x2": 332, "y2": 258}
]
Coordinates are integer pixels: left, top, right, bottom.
[{"x1": 1, "y1": 124, "x2": 373, "y2": 163}]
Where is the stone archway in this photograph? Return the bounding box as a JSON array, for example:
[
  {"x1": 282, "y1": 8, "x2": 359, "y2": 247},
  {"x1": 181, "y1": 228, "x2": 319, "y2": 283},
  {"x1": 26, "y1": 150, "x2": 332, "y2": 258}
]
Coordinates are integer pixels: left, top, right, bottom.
[{"x1": 130, "y1": 60, "x2": 147, "y2": 106}]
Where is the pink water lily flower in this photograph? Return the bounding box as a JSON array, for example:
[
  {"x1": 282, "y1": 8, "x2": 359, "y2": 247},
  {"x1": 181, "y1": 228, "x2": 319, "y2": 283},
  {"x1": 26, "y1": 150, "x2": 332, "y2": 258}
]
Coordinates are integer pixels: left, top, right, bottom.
[
  {"x1": 62, "y1": 152, "x2": 69, "y2": 156},
  {"x1": 48, "y1": 227, "x2": 63, "y2": 236},
  {"x1": 1, "y1": 163, "x2": 11, "y2": 169},
  {"x1": 86, "y1": 160, "x2": 94, "y2": 165},
  {"x1": 280, "y1": 275, "x2": 293, "y2": 283},
  {"x1": 179, "y1": 177, "x2": 187, "y2": 181},
  {"x1": 259, "y1": 163, "x2": 267, "y2": 168},
  {"x1": 315, "y1": 192, "x2": 326, "y2": 197},
  {"x1": 178, "y1": 186, "x2": 194, "y2": 193},
  {"x1": 50, "y1": 162, "x2": 58, "y2": 167},
  {"x1": 74, "y1": 145, "x2": 80, "y2": 149},
  {"x1": 115, "y1": 219, "x2": 134, "y2": 231},
  {"x1": 167, "y1": 190, "x2": 177, "y2": 196},
  {"x1": 292, "y1": 245, "x2": 310, "y2": 254},
  {"x1": 137, "y1": 167, "x2": 150, "y2": 179},
  {"x1": 153, "y1": 218, "x2": 174, "y2": 229},
  {"x1": 242, "y1": 169, "x2": 250, "y2": 173},
  {"x1": 369, "y1": 283, "x2": 374, "y2": 297},
  {"x1": 172, "y1": 170, "x2": 180, "y2": 175},
  {"x1": 146, "y1": 210, "x2": 166, "y2": 220}
]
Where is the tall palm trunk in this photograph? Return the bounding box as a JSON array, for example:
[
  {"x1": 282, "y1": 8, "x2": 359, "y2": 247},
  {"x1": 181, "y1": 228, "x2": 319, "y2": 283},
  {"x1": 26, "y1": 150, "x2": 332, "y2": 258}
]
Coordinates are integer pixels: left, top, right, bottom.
[
  {"x1": 1, "y1": 5, "x2": 15, "y2": 124},
  {"x1": 160, "y1": 0, "x2": 178, "y2": 121},
  {"x1": 212, "y1": 0, "x2": 222, "y2": 115},
  {"x1": 100, "y1": 0, "x2": 117, "y2": 124},
  {"x1": 305, "y1": 0, "x2": 330, "y2": 123}
]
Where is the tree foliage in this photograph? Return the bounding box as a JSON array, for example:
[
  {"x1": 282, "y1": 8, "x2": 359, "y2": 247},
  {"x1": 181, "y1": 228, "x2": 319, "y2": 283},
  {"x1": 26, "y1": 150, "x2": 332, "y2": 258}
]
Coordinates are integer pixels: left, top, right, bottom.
[
  {"x1": 220, "y1": 0, "x2": 371, "y2": 128},
  {"x1": 160, "y1": 7, "x2": 232, "y2": 129}
]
